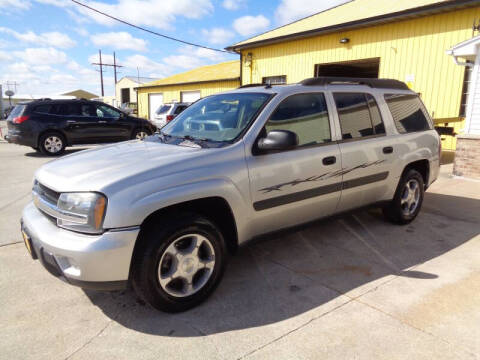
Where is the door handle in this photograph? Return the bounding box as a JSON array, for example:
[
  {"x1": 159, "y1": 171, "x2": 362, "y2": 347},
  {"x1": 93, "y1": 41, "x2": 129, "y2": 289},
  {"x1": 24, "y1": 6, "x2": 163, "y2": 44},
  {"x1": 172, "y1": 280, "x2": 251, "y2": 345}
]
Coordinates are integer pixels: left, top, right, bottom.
[
  {"x1": 323, "y1": 156, "x2": 336, "y2": 165},
  {"x1": 383, "y1": 146, "x2": 393, "y2": 154},
  {"x1": 98, "y1": 120, "x2": 107, "y2": 123},
  {"x1": 66, "y1": 120, "x2": 76, "y2": 124}
]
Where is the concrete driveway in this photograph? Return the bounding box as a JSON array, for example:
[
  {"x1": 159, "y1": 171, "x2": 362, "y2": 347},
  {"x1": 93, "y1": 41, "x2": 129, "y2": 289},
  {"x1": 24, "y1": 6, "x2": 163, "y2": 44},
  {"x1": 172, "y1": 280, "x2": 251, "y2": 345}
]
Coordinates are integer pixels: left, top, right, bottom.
[{"x1": 0, "y1": 142, "x2": 479, "y2": 360}]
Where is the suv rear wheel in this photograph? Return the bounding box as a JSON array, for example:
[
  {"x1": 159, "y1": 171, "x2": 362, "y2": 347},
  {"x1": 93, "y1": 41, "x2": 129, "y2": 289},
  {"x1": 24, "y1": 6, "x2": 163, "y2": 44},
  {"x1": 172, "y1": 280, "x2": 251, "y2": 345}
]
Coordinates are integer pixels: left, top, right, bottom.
[
  {"x1": 131, "y1": 213, "x2": 227, "y2": 312},
  {"x1": 39, "y1": 132, "x2": 66, "y2": 156},
  {"x1": 132, "y1": 128, "x2": 150, "y2": 140},
  {"x1": 383, "y1": 169, "x2": 424, "y2": 224}
]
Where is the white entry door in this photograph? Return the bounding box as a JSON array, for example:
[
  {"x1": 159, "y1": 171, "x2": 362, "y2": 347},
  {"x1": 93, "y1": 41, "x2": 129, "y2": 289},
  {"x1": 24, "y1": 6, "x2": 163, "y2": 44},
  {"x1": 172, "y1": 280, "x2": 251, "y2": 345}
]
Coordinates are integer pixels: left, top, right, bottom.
[
  {"x1": 148, "y1": 93, "x2": 163, "y2": 120},
  {"x1": 181, "y1": 91, "x2": 201, "y2": 103}
]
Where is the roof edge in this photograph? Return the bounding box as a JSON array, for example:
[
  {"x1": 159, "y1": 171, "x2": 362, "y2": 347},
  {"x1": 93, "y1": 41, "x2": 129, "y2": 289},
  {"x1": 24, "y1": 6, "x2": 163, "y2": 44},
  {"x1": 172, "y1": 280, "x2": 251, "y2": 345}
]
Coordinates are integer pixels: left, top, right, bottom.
[
  {"x1": 226, "y1": 0, "x2": 480, "y2": 52},
  {"x1": 135, "y1": 77, "x2": 240, "y2": 90}
]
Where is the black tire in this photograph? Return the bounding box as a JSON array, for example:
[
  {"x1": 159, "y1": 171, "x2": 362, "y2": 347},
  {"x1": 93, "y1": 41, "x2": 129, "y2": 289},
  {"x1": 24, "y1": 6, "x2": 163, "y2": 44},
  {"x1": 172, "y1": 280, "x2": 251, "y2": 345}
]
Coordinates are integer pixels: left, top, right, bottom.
[
  {"x1": 383, "y1": 169, "x2": 424, "y2": 225},
  {"x1": 39, "y1": 132, "x2": 66, "y2": 156},
  {"x1": 131, "y1": 213, "x2": 227, "y2": 312},
  {"x1": 131, "y1": 128, "x2": 151, "y2": 140}
]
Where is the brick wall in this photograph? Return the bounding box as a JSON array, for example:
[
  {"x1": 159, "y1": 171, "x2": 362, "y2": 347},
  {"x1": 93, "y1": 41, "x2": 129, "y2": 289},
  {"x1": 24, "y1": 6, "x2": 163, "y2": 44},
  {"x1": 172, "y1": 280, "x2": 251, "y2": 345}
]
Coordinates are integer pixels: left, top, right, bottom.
[{"x1": 453, "y1": 135, "x2": 480, "y2": 179}]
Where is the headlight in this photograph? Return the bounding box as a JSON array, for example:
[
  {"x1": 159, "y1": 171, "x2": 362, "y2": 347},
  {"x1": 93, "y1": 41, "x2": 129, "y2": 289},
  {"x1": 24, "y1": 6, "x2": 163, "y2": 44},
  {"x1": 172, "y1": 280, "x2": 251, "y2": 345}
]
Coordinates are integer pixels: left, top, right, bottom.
[{"x1": 56, "y1": 192, "x2": 107, "y2": 234}]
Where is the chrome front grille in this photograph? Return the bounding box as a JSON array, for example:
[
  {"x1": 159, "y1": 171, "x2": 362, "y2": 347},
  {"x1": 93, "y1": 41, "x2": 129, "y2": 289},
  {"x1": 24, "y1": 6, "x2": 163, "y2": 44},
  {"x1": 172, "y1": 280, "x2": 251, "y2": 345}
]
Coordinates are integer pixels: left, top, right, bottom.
[{"x1": 32, "y1": 181, "x2": 88, "y2": 224}]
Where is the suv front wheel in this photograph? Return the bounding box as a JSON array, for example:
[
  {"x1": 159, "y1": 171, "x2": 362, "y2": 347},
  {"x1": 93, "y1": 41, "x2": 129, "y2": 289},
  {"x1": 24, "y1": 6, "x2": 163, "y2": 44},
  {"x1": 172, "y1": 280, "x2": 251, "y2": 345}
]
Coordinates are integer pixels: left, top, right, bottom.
[
  {"x1": 131, "y1": 213, "x2": 227, "y2": 312},
  {"x1": 383, "y1": 169, "x2": 425, "y2": 224}
]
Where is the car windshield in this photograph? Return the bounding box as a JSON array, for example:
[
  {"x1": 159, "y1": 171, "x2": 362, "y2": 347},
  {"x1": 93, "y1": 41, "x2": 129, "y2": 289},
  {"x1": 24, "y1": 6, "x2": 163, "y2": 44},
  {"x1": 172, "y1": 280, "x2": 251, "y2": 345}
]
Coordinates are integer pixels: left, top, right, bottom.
[
  {"x1": 161, "y1": 92, "x2": 271, "y2": 142},
  {"x1": 156, "y1": 105, "x2": 172, "y2": 115},
  {"x1": 7, "y1": 105, "x2": 26, "y2": 120}
]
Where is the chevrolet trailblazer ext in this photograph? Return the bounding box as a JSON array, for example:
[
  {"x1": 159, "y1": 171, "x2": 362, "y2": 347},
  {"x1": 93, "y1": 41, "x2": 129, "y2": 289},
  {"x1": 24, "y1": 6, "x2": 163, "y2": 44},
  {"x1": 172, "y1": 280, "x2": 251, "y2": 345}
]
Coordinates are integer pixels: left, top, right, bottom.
[{"x1": 21, "y1": 77, "x2": 440, "y2": 312}]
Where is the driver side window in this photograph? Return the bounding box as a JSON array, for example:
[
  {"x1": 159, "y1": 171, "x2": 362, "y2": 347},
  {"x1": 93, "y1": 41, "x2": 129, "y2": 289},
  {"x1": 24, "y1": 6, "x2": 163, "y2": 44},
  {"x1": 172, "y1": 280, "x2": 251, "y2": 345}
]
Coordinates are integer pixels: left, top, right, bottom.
[
  {"x1": 96, "y1": 104, "x2": 120, "y2": 118},
  {"x1": 266, "y1": 93, "x2": 331, "y2": 147}
]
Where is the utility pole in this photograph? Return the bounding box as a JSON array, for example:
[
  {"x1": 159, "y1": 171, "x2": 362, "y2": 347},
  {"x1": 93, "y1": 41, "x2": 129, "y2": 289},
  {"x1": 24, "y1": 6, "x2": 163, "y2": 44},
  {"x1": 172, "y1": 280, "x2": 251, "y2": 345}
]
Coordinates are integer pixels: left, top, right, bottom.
[
  {"x1": 91, "y1": 50, "x2": 124, "y2": 98},
  {"x1": 113, "y1": 52, "x2": 118, "y2": 84}
]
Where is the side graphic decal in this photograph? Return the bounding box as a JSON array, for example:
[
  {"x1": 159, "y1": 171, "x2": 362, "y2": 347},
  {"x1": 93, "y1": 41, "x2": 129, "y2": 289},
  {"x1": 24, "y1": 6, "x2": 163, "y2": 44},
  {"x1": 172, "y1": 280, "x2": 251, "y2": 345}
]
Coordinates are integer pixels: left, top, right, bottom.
[{"x1": 259, "y1": 160, "x2": 386, "y2": 194}]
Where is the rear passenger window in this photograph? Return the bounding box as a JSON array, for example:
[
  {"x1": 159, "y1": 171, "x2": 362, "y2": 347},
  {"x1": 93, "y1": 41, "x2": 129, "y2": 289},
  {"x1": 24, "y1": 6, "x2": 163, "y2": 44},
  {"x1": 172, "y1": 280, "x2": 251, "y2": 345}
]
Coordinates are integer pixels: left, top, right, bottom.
[
  {"x1": 34, "y1": 105, "x2": 52, "y2": 114},
  {"x1": 384, "y1": 94, "x2": 432, "y2": 133},
  {"x1": 266, "y1": 93, "x2": 331, "y2": 147},
  {"x1": 334, "y1": 93, "x2": 385, "y2": 140},
  {"x1": 58, "y1": 103, "x2": 81, "y2": 116}
]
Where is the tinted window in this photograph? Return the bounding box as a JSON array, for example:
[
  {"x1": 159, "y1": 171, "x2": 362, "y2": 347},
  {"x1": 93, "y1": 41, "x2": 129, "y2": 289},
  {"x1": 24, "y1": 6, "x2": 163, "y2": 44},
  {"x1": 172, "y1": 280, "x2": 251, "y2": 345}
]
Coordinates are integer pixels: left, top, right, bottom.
[
  {"x1": 34, "y1": 104, "x2": 52, "y2": 114},
  {"x1": 266, "y1": 93, "x2": 330, "y2": 147},
  {"x1": 174, "y1": 105, "x2": 187, "y2": 115},
  {"x1": 156, "y1": 105, "x2": 171, "y2": 115},
  {"x1": 366, "y1": 94, "x2": 385, "y2": 135},
  {"x1": 58, "y1": 103, "x2": 81, "y2": 116},
  {"x1": 7, "y1": 105, "x2": 26, "y2": 120},
  {"x1": 334, "y1": 93, "x2": 385, "y2": 140},
  {"x1": 384, "y1": 94, "x2": 432, "y2": 133},
  {"x1": 96, "y1": 105, "x2": 120, "y2": 118},
  {"x1": 79, "y1": 104, "x2": 95, "y2": 116}
]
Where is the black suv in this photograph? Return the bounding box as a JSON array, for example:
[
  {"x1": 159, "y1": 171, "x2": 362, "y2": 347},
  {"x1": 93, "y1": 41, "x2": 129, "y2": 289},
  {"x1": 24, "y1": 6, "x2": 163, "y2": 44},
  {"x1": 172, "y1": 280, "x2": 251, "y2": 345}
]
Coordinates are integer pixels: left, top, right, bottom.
[{"x1": 6, "y1": 99, "x2": 156, "y2": 155}]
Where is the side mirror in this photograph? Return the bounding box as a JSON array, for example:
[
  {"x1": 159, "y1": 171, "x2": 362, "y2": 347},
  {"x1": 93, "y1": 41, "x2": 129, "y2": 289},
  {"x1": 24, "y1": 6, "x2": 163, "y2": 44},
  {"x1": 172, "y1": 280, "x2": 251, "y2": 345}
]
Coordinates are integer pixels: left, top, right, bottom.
[{"x1": 257, "y1": 130, "x2": 298, "y2": 152}]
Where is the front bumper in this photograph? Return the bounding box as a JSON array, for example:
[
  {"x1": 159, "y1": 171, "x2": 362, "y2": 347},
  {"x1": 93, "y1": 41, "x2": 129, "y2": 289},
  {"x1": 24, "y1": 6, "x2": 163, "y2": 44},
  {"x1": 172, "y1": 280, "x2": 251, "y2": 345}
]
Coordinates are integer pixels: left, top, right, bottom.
[{"x1": 21, "y1": 202, "x2": 140, "y2": 290}]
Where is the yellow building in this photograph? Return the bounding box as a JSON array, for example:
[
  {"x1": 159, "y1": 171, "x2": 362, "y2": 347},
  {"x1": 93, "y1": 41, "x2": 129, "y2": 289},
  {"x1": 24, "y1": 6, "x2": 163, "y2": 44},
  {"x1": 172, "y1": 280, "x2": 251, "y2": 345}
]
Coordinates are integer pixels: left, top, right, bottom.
[
  {"x1": 137, "y1": 60, "x2": 240, "y2": 120},
  {"x1": 227, "y1": 0, "x2": 480, "y2": 151}
]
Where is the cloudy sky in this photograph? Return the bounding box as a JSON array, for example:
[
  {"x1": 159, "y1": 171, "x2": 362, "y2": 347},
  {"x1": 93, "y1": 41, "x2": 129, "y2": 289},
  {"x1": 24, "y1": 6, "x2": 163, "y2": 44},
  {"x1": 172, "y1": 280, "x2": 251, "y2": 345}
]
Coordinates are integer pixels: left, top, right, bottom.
[{"x1": 0, "y1": 0, "x2": 347, "y2": 97}]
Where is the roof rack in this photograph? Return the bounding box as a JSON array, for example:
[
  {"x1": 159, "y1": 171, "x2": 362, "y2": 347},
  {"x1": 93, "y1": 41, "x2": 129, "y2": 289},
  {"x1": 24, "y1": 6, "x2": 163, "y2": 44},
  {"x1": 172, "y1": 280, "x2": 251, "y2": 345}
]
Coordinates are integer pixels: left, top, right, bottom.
[
  {"x1": 238, "y1": 83, "x2": 264, "y2": 89},
  {"x1": 300, "y1": 77, "x2": 409, "y2": 90}
]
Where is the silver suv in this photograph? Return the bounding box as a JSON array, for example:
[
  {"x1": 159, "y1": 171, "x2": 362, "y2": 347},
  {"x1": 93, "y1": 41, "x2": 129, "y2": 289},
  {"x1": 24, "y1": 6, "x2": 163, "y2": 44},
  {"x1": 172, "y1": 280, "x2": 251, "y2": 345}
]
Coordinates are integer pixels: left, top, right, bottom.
[
  {"x1": 21, "y1": 77, "x2": 440, "y2": 312},
  {"x1": 153, "y1": 102, "x2": 190, "y2": 128}
]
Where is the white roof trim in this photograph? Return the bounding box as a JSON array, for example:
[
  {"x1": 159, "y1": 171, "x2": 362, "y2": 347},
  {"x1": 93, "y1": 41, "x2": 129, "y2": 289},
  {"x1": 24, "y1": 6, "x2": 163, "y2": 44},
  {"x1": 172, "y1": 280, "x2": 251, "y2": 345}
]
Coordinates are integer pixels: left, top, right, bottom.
[{"x1": 447, "y1": 35, "x2": 480, "y2": 57}]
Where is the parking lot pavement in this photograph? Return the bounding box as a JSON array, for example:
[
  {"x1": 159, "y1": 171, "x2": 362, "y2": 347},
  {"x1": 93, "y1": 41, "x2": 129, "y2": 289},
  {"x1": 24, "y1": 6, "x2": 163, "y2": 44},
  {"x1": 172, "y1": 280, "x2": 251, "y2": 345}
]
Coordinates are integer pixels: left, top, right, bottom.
[{"x1": 0, "y1": 142, "x2": 479, "y2": 360}]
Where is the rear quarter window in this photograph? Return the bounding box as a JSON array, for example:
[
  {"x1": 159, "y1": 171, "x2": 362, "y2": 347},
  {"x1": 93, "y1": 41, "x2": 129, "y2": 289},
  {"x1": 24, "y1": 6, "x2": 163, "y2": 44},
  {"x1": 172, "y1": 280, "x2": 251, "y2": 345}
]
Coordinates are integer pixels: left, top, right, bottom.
[
  {"x1": 384, "y1": 94, "x2": 432, "y2": 133},
  {"x1": 7, "y1": 105, "x2": 26, "y2": 120}
]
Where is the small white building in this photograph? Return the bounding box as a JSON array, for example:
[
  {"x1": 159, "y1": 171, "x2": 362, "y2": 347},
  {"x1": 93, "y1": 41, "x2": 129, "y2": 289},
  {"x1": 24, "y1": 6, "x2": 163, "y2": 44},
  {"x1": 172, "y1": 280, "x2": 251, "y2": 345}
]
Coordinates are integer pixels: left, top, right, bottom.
[
  {"x1": 116, "y1": 76, "x2": 158, "y2": 106},
  {"x1": 447, "y1": 35, "x2": 480, "y2": 179}
]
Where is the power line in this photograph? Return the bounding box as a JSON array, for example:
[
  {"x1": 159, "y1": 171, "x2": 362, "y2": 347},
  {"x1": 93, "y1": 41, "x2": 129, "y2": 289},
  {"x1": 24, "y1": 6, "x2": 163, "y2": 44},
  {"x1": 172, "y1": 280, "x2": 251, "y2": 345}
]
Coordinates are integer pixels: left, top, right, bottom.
[{"x1": 70, "y1": 0, "x2": 235, "y2": 54}]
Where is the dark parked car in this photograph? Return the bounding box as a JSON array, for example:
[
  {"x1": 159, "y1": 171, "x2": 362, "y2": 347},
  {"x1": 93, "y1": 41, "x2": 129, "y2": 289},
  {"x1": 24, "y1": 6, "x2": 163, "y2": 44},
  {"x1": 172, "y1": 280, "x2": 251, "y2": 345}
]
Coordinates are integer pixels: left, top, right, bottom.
[{"x1": 6, "y1": 99, "x2": 156, "y2": 155}]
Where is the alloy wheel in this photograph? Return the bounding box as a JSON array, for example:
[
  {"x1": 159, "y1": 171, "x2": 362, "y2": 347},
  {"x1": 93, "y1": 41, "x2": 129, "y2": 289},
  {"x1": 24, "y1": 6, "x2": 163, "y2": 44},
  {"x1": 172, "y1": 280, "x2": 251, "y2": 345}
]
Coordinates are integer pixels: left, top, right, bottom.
[
  {"x1": 157, "y1": 234, "x2": 216, "y2": 297},
  {"x1": 136, "y1": 131, "x2": 148, "y2": 140},
  {"x1": 44, "y1": 136, "x2": 63, "y2": 154},
  {"x1": 400, "y1": 179, "x2": 420, "y2": 216}
]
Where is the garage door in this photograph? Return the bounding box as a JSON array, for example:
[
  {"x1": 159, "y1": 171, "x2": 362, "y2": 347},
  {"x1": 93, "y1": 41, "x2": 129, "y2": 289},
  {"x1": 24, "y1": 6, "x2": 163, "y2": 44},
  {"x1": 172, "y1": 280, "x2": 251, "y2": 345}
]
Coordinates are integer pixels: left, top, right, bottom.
[
  {"x1": 181, "y1": 91, "x2": 201, "y2": 103},
  {"x1": 148, "y1": 93, "x2": 163, "y2": 120}
]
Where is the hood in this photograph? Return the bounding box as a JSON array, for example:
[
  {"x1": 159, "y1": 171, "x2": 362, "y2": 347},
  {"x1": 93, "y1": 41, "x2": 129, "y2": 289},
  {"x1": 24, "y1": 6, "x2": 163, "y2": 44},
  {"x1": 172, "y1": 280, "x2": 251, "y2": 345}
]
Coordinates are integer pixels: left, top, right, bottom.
[{"x1": 35, "y1": 140, "x2": 203, "y2": 193}]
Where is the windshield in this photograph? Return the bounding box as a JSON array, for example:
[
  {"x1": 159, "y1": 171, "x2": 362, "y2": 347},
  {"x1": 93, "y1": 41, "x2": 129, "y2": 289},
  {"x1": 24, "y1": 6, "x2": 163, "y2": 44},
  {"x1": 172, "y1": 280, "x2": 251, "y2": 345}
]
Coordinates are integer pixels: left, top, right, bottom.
[
  {"x1": 156, "y1": 105, "x2": 172, "y2": 115},
  {"x1": 161, "y1": 92, "x2": 271, "y2": 142}
]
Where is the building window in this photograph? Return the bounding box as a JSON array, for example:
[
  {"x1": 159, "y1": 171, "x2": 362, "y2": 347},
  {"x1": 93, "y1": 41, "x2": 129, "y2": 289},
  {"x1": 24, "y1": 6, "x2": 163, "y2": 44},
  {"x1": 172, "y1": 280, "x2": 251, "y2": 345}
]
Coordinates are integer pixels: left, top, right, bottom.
[
  {"x1": 262, "y1": 75, "x2": 287, "y2": 85},
  {"x1": 459, "y1": 62, "x2": 473, "y2": 117},
  {"x1": 121, "y1": 88, "x2": 130, "y2": 104}
]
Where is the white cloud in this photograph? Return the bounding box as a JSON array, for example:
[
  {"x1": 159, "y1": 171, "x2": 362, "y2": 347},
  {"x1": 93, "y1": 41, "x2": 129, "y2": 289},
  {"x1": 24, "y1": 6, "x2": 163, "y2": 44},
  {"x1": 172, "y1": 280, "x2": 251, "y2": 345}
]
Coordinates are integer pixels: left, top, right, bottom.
[
  {"x1": 201, "y1": 28, "x2": 235, "y2": 45},
  {"x1": 73, "y1": 0, "x2": 213, "y2": 30},
  {"x1": 222, "y1": 0, "x2": 245, "y2": 11},
  {"x1": 13, "y1": 47, "x2": 68, "y2": 65},
  {"x1": 0, "y1": 50, "x2": 12, "y2": 62},
  {"x1": 275, "y1": 0, "x2": 349, "y2": 25},
  {"x1": 0, "y1": 0, "x2": 30, "y2": 9},
  {"x1": 91, "y1": 32, "x2": 147, "y2": 52},
  {"x1": 88, "y1": 53, "x2": 115, "y2": 64},
  {"x1": 122, "y1": 54, "x2": 170, "y2": 78},
  {"x1": 74, "y1": 27, "x2": 89, "y2": 37},
  {"x1": 233, "y1": 15, "x2": 270, "y2": 37},
  {"x1": 0, "y1": 27, "x2": 76, "y2": 48}
]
